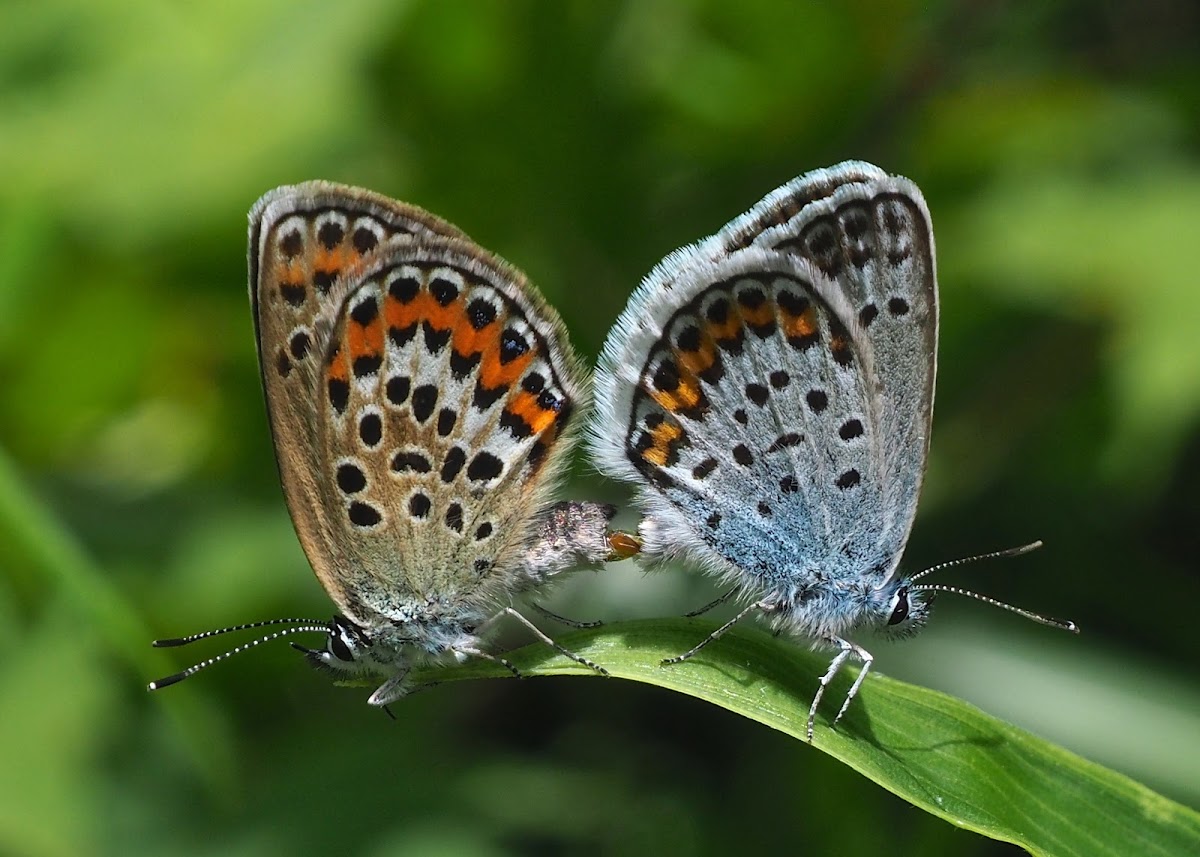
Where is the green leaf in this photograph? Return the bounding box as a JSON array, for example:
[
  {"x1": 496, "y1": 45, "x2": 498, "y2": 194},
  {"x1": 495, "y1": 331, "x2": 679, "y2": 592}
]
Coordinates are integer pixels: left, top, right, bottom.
[{"x1": 414, "y1": 619, "x2": 1200, "y2": 857}]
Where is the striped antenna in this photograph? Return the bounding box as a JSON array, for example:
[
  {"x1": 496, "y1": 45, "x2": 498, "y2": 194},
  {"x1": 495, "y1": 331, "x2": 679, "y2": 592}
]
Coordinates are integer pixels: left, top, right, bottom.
[
  {"x1": 910, "y1": 540, "x2": 1079, "y2": 633},
  {"x1": 148, "y1": 619, "x2": 329, "y2": 690}
]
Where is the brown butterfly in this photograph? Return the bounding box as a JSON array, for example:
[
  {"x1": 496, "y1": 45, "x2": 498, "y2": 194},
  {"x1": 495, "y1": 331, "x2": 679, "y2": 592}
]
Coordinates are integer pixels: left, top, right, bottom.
[{"x1": 149, "y1": 182, "x2": 638, "y2": 705}]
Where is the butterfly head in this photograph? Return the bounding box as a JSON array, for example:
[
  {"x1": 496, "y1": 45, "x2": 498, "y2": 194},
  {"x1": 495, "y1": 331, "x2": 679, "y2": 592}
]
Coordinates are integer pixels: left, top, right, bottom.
[
  {"x1": 290, "y1": 615, "x2": 381, "y2": 676},
  {"x1": 875, "y1": 579, "x2": 932, "y2": 639}
]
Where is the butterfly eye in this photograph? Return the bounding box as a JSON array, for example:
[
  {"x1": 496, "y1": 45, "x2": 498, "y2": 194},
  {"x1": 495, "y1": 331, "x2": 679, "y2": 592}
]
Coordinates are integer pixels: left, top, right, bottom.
[
  {"x1": 887, "y1": 587, "x2": 910, "y2": 626},
  {"x1": 328, "y1": 630, "x2": 355, "y2": 662}
]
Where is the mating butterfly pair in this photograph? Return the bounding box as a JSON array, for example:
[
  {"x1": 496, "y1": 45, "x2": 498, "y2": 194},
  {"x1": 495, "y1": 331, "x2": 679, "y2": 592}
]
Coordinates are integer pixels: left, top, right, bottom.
[{"x1": 150, "y1": 163, "x2": 1074, "y2": 739}]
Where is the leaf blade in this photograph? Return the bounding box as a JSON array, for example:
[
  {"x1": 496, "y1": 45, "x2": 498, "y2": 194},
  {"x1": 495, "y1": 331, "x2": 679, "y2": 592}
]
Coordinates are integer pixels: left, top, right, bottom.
[{"x1": 415, "y1": 619, "x2": 1200, "y2": 857}]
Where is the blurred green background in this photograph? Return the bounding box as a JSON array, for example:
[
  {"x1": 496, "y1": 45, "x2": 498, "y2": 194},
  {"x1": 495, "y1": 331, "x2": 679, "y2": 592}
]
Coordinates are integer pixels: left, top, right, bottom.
[{"x1": 2, "y1": 1, "x2": 1198, "y2": 855}]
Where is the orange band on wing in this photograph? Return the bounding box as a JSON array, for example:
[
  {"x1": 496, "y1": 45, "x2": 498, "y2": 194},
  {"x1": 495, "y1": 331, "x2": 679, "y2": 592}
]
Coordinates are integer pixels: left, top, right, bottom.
[
  {"x1": 704, "y1": 314, "x2": 741, "y2": 343},
  {"x1": 651, "y1": 373, "x2": 702, "y2": 415},
  {"x1": 507, "y1": 390, "x2": 559, "y2": 436},
  {"x1": 283, "y1": 259, "x2": 306, "y2": 282},
  {"x1": 738, "y1": 301, "x2": 775, "y2": 329},
  {"x1": 327, "y1": 345, "x2": 348, "y2": 384},
  {"x1": 423, "y1": 293, "x2": 460, "y2": 333},
  {"x1": 674, "y1": 337, "x2": 718, "y2": 379},
  {"x1": 781, "y1": 304, "x2": 818, "y2": 339},
  {"x1": 641, "y1": 420, "x2": 684, "y2": 467},
  {"x1": 348, "y1": 311, "x2": 383, "y2": 361},
  {"x1": 385, "y1": 290, "x2": 418, "y2": 332},
  {"x1": 480, "y1": 336, "x2": 535, "y2": 389},
  {"x1": 314, "y1": 245, "x2": 356, "y2": 277},
  {"x1": 451, "y1": 314, "x2": 496, "y2": 358}
]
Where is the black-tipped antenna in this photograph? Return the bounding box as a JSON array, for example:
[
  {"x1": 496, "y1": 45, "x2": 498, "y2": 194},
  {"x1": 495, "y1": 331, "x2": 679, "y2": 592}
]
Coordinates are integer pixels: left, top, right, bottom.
[
  {"x1": 152, "y1": 617, "x2": 327, "y2": 648},
  {"x1": 147, "y1": 622, "x2": 328, "y2": 691},
  {"x1": 909, "y1": 539, "x2": 1079, "y2": 634}
]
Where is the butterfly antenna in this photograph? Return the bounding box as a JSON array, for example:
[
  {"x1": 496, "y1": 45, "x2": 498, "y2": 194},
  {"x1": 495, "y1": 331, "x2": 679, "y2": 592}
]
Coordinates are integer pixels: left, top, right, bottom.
[
  {"x1": 909, "y1": 540, "x2": 1044, "y2": 583},
  {"x1": 147, "y1": 621, "x2": 329, "y2": 690},
  {"x1": 911, "y1": 583, "x2": 1077, "y2": 632},
  {"x1": 151, "y1": 617, "x2": 328, "y2": 647},
  {"x1": 910, "y1": 540, "x2": 1079, "y2": 633}
]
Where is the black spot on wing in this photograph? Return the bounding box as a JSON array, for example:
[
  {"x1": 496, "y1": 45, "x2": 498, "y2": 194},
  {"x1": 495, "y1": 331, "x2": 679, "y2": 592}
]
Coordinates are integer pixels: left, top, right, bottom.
[
  {"x1": 409, "y1": 493, "x2": 431, "y2": 519},
  {"x1": 836, "y1": 469, "x2": 861, "y2": 489},
  {"x1": 290, "y1": 331, "x2": 311, "y2": 360},
  {"x1": 318, "y1": 221, "x2": 344, "y2": 250},
  {"x1": 445, "y1": 503, "x2": 464, "y2": 533},
  {"x1": 440, "y1": 447, "x2": 466, "y2": 483},
  {"x1": 411, "y1": 385, "x2": 438, "y2": 423},
  {"x1": 745, "y1": 383, "x2": 769, "y2": 406},
  {"x1": 279, "y1": 229, "x2": 303, "y2": 258},
  {"x1": 386, "y1": 376, "x2": 411, "y2": 406},
  {"x1": 348, "y1": 502, "x2": 381, "y2": 527},
  {"x1": 430, "y1": 277, "x2": 458, "y2": 306},
  {"x1": 353, "y1": 226, "x2": 378, "y2": 254},
  {"x1": 467, "y1": 452, "x2": 503, "y2": 482},
  {"x1": 392, "y1": 452, "x2": 431, "y2": 474},
  {"x1": 336, "y1": 463, "x2": 366, "y2": 494},
  {"x1": 358, "y1": 413, "x2": 382, "y2": 446},
  {"x1": 499, "y1": 329, "x2": 529, "y2": 364}
]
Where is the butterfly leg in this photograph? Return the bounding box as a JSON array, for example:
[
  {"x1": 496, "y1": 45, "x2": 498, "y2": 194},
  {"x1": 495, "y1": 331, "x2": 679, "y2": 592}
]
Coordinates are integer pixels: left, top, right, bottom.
[
  {"x1": 499, "y1": 607, "x2": 609, "y2": 676},
  {"x1": 368, "y1": 667, "x2": 413, "y2": 706},
  {"x1": 834, "y1": 642, "x2": 873, "y2": 728},
  {"x1": 454, "y1": 645, "x2": 524, "y2": 679},
  {"x1": 683, "y1": 587, "x2": 739, "y2": 618},
  {"x1": 807, "y1": 636, "x2": 873, "y2": 741},
  {"x1": 661, "y1": 600, "x2": 765, "y2": 665},
  {"x1": 377, "y1": 683, "x2": 439, "y2": 718},
  {"x1": 529, "y1": 601, "x2": 603, "y2": 629}
]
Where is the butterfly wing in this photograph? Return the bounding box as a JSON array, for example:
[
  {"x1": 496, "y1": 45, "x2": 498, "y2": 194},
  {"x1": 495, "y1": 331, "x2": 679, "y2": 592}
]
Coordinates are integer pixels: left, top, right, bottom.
[
  {"x1": 592, "y1": 163, "x2": 936, "y2": 590},
  {"x1": 250, "y1": 184, "x2": 585, "y2": 625},
  {"x1": 592, "y1": 245, "x2": 885, "y2": 588},
  {"x1": 715, "y1": 162, "x2": 938, "y2": 569}
]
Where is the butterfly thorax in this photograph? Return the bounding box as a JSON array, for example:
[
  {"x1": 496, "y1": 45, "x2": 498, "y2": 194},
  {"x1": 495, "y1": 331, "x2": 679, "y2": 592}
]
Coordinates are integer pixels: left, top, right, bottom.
[
  {"x1": 305, "y1": 609, "x2": 487, "y2": 680},
  {"x1": 759, "y1": 572, "x2": 930, "y2": 641}
]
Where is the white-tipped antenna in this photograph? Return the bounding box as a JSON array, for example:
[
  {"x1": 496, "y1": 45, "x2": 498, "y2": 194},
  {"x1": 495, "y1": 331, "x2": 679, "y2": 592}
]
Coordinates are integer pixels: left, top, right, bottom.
[
  {"x1": 147, "y1": 618, "x2": 329, "y2": 691},
  {"x1": 911, "y1": 540, "x2": 1079, "y2": 634}
]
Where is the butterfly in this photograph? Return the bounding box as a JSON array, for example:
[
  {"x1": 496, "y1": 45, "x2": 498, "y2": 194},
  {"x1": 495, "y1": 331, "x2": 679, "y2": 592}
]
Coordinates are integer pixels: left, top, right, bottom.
[
  {"x1": 590, "y1": 161, "x2": 1076, "y2": 739},
  {"x1": 150, "y1": 182, "x2": 637, "y2": 705}
]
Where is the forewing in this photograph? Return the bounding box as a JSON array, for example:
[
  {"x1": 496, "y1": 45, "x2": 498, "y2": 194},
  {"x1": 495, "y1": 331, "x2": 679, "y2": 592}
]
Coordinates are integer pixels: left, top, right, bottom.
[
  {"x1": 715, "y1": 162, "x2": 938, "y2": 571},
  {"x1": 306, "y1": 238, "x2": 585, "y2": 617},
  {"x1": 250, "y1": 183, "x2": 468, "y2": 620}
]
